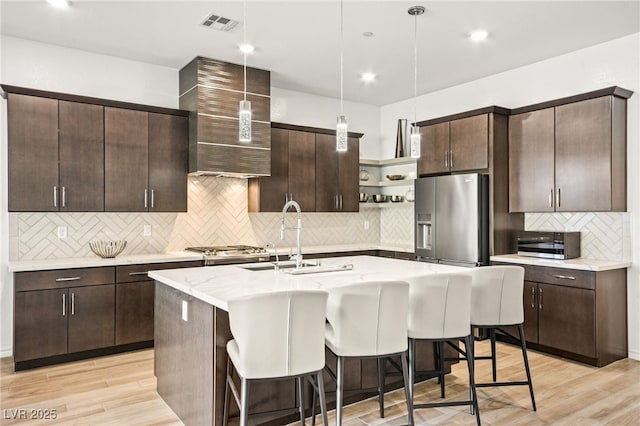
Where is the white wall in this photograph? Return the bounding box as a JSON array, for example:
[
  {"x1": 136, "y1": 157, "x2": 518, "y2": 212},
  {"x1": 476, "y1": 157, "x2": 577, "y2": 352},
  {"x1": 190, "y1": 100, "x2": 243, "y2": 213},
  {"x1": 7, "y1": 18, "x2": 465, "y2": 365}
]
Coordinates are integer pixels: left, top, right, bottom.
[
  {"x1": 271, "y1": 87, "x2": 381, "y2": 159},
  {"x1": 381, "y1": 33, "x2": 640, "y2": 359}
]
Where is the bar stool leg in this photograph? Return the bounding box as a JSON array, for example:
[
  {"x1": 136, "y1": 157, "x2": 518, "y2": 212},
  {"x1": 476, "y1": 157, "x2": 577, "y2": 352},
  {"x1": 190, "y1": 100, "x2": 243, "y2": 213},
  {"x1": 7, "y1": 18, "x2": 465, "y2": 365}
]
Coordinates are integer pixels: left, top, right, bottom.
[
  {"x1": 401, "y1": 351, "x2": 415, "y2": 426},
  {"x1": 408, "y1": 338, "x2": 416, "y2": 405},
  {"x1": 317, "y1": 370, "x2": 329, "y2": 426},
  {"x1": 336, "y1": 356, "x2": 345, "y2": 426},
  {"x1": 240, "y1": 378, "x2": 250, "y2": 426},
  {"x1": 377, "y1": 357, "x2": 386, "y2": 418},
  {"x1": 439, "y1": 341, "x2": 446, "y2": 398},
  {"x1": 223, "y1": 356, "x2": 232, "y2": 426},
  {"x1": 465, "y1": 335, "x2": 481, "y2": 426},
  {"x1": 490, "y1": 328, "x2": 497, "y2": 382},
  {"x1": 518, "y1": 324, "x2": 537, "y2": 411},
  {"x1": 297, "y1": 376, "x2": 305, "y2": 424}
]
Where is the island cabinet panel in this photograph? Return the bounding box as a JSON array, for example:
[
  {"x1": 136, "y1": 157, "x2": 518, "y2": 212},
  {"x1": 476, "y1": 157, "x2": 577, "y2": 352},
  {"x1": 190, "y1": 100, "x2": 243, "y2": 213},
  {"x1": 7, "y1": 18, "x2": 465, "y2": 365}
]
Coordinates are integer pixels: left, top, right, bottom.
[
  {"x1": 105, "y1": 107, "x2": 149, "y2": 212},
  {"x1": 315, "y1": 134, "x2": 359, "y2": 212},
  {"x1": 495, "y1": 262, "x2": 627, "y2": 367}
]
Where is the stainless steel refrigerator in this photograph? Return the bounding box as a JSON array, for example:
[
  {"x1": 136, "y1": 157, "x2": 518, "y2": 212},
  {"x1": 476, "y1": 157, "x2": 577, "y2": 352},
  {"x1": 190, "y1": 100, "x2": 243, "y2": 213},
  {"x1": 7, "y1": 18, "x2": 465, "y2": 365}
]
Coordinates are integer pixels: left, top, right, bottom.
[{"x1": 415, "y1": 173, "x2": 489, "y2": 267}]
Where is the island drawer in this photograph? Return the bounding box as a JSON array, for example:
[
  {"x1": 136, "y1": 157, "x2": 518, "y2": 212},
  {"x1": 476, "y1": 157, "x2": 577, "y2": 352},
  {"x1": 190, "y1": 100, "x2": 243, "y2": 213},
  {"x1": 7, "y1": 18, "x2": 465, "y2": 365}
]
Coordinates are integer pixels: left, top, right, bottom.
[{"x1": 15, "y1": 267, "x2": 115, "y2": 292}]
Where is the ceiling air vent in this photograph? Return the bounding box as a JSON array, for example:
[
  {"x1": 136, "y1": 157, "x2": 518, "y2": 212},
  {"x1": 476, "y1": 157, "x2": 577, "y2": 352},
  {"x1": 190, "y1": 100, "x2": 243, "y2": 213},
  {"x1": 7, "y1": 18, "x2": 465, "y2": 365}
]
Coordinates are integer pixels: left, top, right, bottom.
[{"x1": 201, "y1": 13, "x2": 239, "y2": 32}]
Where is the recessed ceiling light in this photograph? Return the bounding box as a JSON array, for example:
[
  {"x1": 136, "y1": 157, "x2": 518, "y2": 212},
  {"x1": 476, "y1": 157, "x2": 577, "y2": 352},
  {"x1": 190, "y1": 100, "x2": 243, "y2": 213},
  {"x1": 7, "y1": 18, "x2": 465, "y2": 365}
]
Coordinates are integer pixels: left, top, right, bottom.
[
  {"x1": 47, "y1": 0, "x2": 70, "y2": 8},
  {"x1": 361, "y1": 72, "x2": 376, "y2": 83},
  {"x1": 239, "y1": 43, "x2": 255, "y2": 54},
  {"x1": 363, "y1": 31, "x2": 375, "y2": 37},
  {"x1": 470, "y1": 30, "x2": 489, "y2": 42}
]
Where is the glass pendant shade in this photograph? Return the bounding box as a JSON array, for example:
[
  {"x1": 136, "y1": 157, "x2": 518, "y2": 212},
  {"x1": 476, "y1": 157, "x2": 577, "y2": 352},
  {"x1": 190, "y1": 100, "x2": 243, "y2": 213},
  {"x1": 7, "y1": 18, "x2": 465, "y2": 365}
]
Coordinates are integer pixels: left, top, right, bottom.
[
  {"x1": 239, "y1": 99, "x2": 252, "y2": 142},
  {"x1": 336, "y1": 115, "x2": 348, "y2": 152},
  {"x1": 410, "y1": 125, "x2": 421, "y2": 158}
]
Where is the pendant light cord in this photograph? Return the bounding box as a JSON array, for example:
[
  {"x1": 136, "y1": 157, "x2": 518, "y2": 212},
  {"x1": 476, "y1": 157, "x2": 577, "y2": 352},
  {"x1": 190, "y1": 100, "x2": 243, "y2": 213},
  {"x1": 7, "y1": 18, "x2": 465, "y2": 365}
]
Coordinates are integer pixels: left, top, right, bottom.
[
  {"x1": 243, "y1": 0, "x2": 247, "y2": 102},
  {"x1": 413, "y1": 11, "x2": 418, "y2": 126},
  {"x1": 340, "y1": 0, "x2": 344, "y2": 115}
]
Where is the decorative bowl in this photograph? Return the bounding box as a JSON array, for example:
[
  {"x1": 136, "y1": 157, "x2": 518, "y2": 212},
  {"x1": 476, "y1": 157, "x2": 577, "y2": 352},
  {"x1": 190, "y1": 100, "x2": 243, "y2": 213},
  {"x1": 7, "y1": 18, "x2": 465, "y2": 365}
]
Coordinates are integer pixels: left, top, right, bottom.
[
  {"x1": 372, "y1": 194, "x2": 389, "y2": 203},
  {"x1": 386, "y1": 174, "x2": 406, "y2": 181},
  {"x1": 390, "y1": 195, "x2": 404, "y2": 202},
  {"x1": 89, "y1": 240, "x2": 127, "y2": 258},
  {"x1": 359, "y1": 193, "x2": 369, "y2": 202}
]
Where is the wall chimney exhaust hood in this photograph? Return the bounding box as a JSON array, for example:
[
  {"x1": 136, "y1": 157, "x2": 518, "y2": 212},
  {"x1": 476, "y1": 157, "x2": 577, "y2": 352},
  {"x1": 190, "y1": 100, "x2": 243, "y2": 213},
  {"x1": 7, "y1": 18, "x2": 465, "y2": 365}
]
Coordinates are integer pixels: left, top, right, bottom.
[{"x1": 179, "y1": 57, "x2": 271, "y2": 177}]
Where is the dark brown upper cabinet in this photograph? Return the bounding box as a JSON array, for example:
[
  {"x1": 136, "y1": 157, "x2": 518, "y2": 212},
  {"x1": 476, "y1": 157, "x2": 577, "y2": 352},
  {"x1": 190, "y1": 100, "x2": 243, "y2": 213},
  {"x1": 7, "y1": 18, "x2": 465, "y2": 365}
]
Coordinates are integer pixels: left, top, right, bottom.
[
  {"x1": 248, "y1": 123, "x2": 362, "y2": 213},
  {"x1": 4, "y1": 85, "x2": 189, "y2": 213},
  {"x1": 315, "y1": 134, "x2": 359, "y2": 212},
  {"x1": 418, "y1": 113, "x2": 489, "y2": 175},
  {"x1": 509, "y1": 88, "x2": 631, "y2": 213},
  {"x1": 7, "y1": 94, "x2": 104, "y2": 212}
]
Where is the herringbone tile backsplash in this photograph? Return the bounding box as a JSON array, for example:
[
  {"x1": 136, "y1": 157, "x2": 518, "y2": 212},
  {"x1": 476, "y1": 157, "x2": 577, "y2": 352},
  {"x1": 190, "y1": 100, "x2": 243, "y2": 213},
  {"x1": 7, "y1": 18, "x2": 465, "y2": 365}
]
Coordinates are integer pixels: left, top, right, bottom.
[
  {"x1": 9, "y1": 177, "x2": 380, "y2": 260},
  {"x1": 9, "y1": 177, "x2": 630, "y2": 261}
]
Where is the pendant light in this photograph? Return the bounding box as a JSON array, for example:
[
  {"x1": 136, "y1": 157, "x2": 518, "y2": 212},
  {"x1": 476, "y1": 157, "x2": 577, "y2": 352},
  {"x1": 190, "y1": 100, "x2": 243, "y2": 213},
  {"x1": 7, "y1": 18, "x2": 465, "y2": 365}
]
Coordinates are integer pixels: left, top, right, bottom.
[
  {"x1": 408, "y1": 5, "x2": 424, "y2": 158},
  {"x1": 336, "y1": 0, "x2": 348, "y2": 152},
  {"x1": 239, "y1": 0, "x2": 252, "y2": 142}
]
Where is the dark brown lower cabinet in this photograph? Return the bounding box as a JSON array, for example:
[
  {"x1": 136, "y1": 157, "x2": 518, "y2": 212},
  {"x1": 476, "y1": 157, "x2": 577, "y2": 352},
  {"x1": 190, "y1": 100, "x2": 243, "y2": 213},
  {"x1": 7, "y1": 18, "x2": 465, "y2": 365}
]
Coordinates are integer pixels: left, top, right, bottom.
[
  {"x1": 116, "y1": 281, "x2": 155, "y2": 345},
  {"x1": 67, "y1": 285, "x2": 115, "y2": 353},
  {"x1": 497, "y1": 263, "x2": 627, "y2": 367},
  {"x1": 14, "y1": 288, "x2": 68, "y2": 362}
]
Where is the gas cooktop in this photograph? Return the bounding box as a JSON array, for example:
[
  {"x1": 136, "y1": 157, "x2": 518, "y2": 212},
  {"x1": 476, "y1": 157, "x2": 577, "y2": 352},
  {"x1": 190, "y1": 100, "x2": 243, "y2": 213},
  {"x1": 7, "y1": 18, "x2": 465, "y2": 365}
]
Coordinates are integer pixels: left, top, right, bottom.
[{"x1": 185, "y1": 245, "x2": 270, "y2": 266}]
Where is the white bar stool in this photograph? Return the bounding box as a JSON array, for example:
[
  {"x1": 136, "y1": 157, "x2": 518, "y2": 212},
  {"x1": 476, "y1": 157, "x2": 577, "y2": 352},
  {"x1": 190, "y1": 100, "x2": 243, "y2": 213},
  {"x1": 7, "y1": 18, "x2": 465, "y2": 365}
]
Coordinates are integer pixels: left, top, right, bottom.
[
  {"x1": 323, "y1": 281, "x2": 414, "y2": 426},
  {"x1": 403, "y1": 272, "x2": 480, "y2": 425},
  {"x1": 469, "y1": 265, "x2": 536, "y2": 411},
  {"x1": 223, "y1": 290, "x2": 330, "y2": 426}
]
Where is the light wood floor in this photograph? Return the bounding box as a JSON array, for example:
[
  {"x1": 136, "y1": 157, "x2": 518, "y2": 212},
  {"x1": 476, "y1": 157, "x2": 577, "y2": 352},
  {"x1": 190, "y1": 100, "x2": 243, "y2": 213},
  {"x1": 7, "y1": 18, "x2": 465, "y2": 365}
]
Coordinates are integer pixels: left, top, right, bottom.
[{"x1": 1, "y1": 342, "x2": 639, "y2": 425}]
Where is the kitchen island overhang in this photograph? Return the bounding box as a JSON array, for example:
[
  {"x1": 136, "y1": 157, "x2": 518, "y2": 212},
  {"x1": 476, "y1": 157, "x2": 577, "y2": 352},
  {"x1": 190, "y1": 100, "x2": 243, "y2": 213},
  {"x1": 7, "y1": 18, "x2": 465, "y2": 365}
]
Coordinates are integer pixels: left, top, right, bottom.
[{"x1": 150, "y1": 255, "x2": 467, "y2": 426}]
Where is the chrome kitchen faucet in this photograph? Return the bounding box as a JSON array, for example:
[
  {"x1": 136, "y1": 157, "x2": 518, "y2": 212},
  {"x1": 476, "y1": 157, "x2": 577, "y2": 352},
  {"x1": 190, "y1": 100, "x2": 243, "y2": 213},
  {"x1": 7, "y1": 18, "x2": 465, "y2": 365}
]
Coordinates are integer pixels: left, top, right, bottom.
[{"x1": 280, "y1": 199, "x2": 303, "y2": 269}]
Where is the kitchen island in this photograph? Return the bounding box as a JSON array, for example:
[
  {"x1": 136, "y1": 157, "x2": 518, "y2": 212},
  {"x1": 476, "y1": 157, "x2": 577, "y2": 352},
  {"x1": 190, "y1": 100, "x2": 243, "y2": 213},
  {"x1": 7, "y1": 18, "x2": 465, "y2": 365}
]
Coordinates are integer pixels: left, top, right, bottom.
[{"x1": 149, "y1": 255, "x2": 465, "y2": 426}]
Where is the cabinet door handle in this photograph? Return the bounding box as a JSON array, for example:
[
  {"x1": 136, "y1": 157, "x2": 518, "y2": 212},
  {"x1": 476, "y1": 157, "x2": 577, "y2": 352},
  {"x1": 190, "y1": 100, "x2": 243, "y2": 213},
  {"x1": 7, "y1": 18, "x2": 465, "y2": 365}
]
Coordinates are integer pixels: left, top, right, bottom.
[
  {"x1": 53, "y1": 186, "x2": 58, "y2": 208},
  {"x1": 340, "y1": 194, "x2": 343, "y2": 210},
  {"x1": 55, "y1": 276, "x2": 81, "y2": 282},
  {"x1": 539, "y1": 288, "x2": 543, "y2": 310},
  {"x1": 62, "y1": 293, "x2": 66, "y2": 316},
  {"x1": 531, "y1": 287, "x2": 536, "y2": 308},
  {"x1": 151, "y1": 189, "x2": 155, "y2": 209},
  {"x1": 61, "y1": 186, "x2": 66, "y2": 208},
  {"x1": 552, "y1": 274, "x2": 576, "y2": 280},
  {"x1": 71, "y1": 292, "x2": 75, "y2": 315},
  {"x1": 557, "y1": 188, "x2": 561, "y2": 208},
  {"x1": 444, "y1": 152, "x2": 448, "y2": 168},
  {"x1": 129, "y1": 271, "x2": 149, "y2": 276},
  {"x1": 450, "y1": 151, "x2": 454, "y2": 169},
  {"x1": 549, "y1": 188, "x2": 553, "y2": 208},
  {"x1": 144, "y1": 189, "x2": 148, "y2": 209},
  {"x1": 335, "y1": 194, "x2": 339, "y2": 209}
]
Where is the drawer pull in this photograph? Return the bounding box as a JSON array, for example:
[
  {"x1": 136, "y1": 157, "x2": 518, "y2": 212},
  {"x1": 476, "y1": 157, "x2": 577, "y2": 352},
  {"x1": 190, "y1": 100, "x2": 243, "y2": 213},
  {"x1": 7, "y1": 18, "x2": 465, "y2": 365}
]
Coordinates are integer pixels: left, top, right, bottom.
[
  {"x1": 552, "y1": 274, "x2": 576, "y2": 280},
  {"x1": 55, "y1": 277, "x2": 81, "y2": 282},
  {"x1": 129, "y1": 271, "x2": 149, "y2": 276}
]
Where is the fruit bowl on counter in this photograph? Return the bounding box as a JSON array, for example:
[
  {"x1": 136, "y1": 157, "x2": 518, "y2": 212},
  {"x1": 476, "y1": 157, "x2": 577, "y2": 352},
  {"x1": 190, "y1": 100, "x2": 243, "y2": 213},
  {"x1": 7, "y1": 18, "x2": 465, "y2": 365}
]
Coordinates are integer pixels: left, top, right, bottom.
[{"x1": 89, "y1": 240, "x2": 127, "y2": 258}]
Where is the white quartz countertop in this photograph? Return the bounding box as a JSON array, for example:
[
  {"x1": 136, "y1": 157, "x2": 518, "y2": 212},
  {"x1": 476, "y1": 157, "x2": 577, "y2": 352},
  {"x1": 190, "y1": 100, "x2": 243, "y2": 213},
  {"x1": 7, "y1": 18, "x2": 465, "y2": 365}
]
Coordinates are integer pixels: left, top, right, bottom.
[
  {"x1": 266, "y1": 243, "x2": 413, "y2": 256},
  {"x1": 148, "y1": 255, "x2": 465, "y2": 311},
  {"x1": 8, "y1": 251, "x2": 204, "y2": 272},
  {"x1": 490, "y1": 254, "x2": 632, "y2": 271}
]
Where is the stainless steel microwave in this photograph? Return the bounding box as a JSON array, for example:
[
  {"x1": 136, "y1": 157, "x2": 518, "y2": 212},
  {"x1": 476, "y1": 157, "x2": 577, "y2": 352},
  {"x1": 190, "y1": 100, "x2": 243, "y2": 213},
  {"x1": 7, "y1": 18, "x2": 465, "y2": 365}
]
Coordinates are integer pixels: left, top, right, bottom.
[{"x1": 516, "y1": 231, "x2": 581, "y2": 260}]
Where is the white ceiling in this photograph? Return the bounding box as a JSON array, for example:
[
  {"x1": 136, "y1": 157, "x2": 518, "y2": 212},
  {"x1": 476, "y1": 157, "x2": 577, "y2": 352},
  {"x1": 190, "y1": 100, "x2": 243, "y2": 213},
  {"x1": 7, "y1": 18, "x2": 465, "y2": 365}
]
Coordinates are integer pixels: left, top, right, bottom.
[{"x1": 1, "y1": 0, "x2": 639, "y2": 106}]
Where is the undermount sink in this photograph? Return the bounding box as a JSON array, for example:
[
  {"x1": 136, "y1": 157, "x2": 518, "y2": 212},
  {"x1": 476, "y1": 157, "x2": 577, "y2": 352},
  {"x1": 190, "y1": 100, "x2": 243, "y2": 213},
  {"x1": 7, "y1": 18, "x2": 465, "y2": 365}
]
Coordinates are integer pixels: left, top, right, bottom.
[{"x1": 240, "y1": 261, "x2": 354, "y2": 274}]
